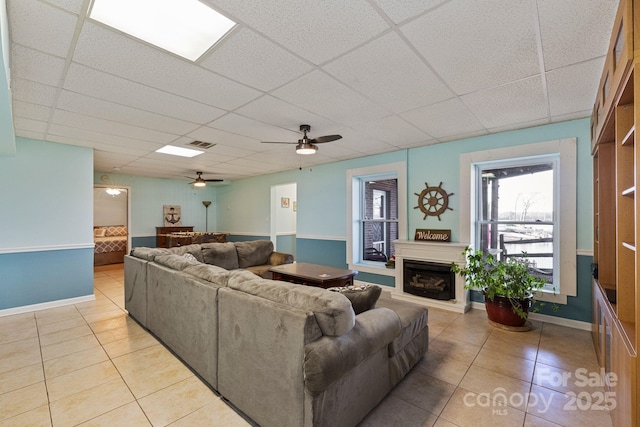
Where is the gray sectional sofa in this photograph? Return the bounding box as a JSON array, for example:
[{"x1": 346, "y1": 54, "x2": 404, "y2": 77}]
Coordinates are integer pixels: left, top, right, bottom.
[{"x1": 124, "y1": 241, "x2": 429, "y2": 427}]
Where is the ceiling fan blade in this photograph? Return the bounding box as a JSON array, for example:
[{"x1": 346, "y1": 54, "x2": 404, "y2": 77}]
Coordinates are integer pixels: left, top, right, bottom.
[
  {"x1": 204, "y1": 179, "x2": 224, "y2": 182},
  {"x1": 310, "y1": 134, "x2": 342, "y2": 144},
  {"x1": 184, "y1": 176, "x2": 197, "y2": 180}
]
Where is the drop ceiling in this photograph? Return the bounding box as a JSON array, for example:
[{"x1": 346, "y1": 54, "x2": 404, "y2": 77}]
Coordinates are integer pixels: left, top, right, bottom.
[{"x1": 6, "y1": 0, "x2": 618, "y2": 182}]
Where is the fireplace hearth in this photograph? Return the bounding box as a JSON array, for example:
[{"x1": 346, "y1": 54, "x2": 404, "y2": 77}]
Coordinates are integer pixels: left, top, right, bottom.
[{"x1": 403, "y1": 260, "x2": 455, "y2": 300}]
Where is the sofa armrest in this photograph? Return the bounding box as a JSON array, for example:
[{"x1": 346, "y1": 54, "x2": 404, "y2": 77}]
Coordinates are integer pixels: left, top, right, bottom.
[
  {"x1": 269, "y1": 251, "x2": 294, "y2": 265},
  {"x1": 303, "y1": 307, "x2": 401, "y2": 395}
]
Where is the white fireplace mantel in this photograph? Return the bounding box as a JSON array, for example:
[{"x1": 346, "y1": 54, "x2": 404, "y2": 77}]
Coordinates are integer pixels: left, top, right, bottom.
[{"x1": 392, "y1": 240, "x2": 471, "y2": 313}]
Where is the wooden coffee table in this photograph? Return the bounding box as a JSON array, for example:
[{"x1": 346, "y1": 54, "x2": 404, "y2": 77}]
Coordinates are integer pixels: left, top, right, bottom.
[{"x1": 269, "y1": 262, "x2": 358, "y2": 289}]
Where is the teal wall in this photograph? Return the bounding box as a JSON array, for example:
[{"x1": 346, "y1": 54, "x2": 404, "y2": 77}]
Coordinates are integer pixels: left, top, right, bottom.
[
  {"x1": 0, "y1": 0, "x2": 15, "y2": 156},
  {"x1": 0, "y1": 138, "x2": 94, "y2": 310},
  {"x1": 94, "y1": 173, "x2": 218, "y2": 248},
  {"x1": 216, "y1": 118, "x2": 593, "y2": 322}
]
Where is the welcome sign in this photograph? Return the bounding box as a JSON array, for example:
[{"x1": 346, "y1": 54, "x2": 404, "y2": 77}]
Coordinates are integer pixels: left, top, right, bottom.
[{"x1": 414, "y1": 228, "x2": 451, "y2": 242}]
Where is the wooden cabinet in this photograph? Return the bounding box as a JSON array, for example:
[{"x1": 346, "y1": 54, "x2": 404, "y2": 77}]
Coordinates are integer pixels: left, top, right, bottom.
[
  {"x1": 591, "y1": 0, "x2": 639, "y2": 425},
  {"x1": 156, "y1": 226, "x2": 193, "y2": 248}
]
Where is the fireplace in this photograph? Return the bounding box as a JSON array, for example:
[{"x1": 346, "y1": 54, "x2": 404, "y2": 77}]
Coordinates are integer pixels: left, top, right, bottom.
[
  {"x1": 393, "y1": 240, "x2": 470, "y2": 313},
  {"x1": 403, "y1": 260, "x2": 455, "y2": 300}
]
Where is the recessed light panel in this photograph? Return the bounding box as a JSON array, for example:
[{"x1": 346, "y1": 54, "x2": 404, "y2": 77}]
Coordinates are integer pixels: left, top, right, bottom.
[
  {"x1": 156, "y1": 145, "x2": 204, "y2": 158},
  {"x1": 89, "y1": 0, "x2": 236, "y2": 61}
]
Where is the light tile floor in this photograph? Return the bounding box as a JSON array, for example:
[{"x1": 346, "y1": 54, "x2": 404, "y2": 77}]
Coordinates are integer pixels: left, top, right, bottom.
[{"x1": 0, "y1": 264, "x2": 612, "y2": 427}]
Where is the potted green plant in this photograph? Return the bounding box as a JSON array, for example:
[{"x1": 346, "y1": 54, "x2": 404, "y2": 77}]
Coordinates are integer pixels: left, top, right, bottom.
[{"x1": 451, "y1": 246, "x2": 549, "y2": 327}]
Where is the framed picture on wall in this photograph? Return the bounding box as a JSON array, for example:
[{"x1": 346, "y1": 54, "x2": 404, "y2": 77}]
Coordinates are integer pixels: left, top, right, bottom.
[
  {"x1": 281, "y1": 197, "x2": 290, "y2": 208},
  {"x1": 163, "y1": 205, "x2": 182, "y2": 226}
]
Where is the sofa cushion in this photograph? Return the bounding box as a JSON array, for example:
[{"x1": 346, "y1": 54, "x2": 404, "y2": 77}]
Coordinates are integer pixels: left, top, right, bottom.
[
  {"x1": 304, "y1": 307, "x2": 401, "y2": 395},
  {"x1": 202, "y1": 242, "x2": 239, "y2": 270},
  {"x1": 154, "y1": 254, "x2": 201, "y2": 271},
  {"x1": 167, "y1": 244, "x2": 204, "y2": 263},
  {"x1": 228, "y1": 270, "x2": 355, "y2": 336},
  {"x1": 130, "y1": 247, "x2": 171, "y2": 261},
  {"x1": 234, "y1": 240, "x2": 273, "y2": 268},
  {"x1": 376, "y1": 296, "x2": 429, "y2": 356},
  {"x1": 183, "y1": 264, "x2": 230, "y2": 287},
  {"x1": 328, "y1": 284, "x2": 381, "y2": 315}
]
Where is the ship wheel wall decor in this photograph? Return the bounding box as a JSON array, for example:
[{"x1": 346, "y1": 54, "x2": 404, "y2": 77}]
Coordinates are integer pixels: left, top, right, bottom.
[{"x1": 414, "y1": 182, "x2": 454, "y2": 220}]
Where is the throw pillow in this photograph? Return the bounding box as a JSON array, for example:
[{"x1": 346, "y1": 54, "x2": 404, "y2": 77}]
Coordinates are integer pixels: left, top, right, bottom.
[
  {"x1": 183, "y1": 252, "x2": 199, "y2": 262},
  {"x1": 328, "y1": 284, "x2": 382, "y2": 315},
  {"x1": 94, "y1": 227, "x2": 106, "y2": 238}
]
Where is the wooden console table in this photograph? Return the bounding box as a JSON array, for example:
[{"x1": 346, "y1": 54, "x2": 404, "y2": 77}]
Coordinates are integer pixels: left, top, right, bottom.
[{"x1": 269, "y1": 263, "x2": 357, "y2": 289}]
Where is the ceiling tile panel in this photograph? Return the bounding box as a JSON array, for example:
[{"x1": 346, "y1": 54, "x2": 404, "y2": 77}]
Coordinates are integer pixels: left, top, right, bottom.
[
  {"x1": 43, "y1": 0, "x2": 85, "y2": 14},
  {"x1": 187, "y1": 126, "x2": 262, "y2": 151},
  {"x1": 62, "y1": 64, "x2": 226, "y2": 123},
  {"x1": 486, "y1": 117, "x2": 550, "y2": 134},
  {"x1": 200, "y1": 28, "x2": 313, "y2": 91},
  {"x1": 15, "y1": 129, "x2": 45, "y2": 140},
  {"x1": 205, "y1": 0, "x2": 389, "y2": 64},
  {"x1": 11, "y1": 45, "x2": 66, "y2": 87},
  {"x1": 461, "y1": 76, "x2": 548, "y2": 129},
  {"x1": 401, "y1": 0, "x2": 539, "y2": 95},
  {"x1": 72, "y1": 22, "x2": 262, "y2": 110},
  {"x1": 7, "y1": 0, "x2": 77, "y2": 57},
  {"x1": 185, "y1": 140, "x2": 256, "y2": 159},
  {"x1": 12, "y1": 101, "x2": 52, "y2": 122},
  {"x1": 14, "y1": 116, "x2": 48, "y2": 133},
  {"x1": 537, "y1": 0, "x2": 618, "y2": 70},
  {"x1": 235, "y1": 96, "x2": 337, "y2": 133},
  {"x1": 351, "y1": 115, "x2": 432, "y2": 146},
  {"x1": 400, "y1": 98, "x2": 486, "y2": 140},
  {"x1": 51, "y1": 110, "x2": 179, "y2": 144},
  {"x1": 47, "y1": 133, "x2": 152, "y2": 156},
  {"x1": 209, "y1": 113, "x2": 300, "y2": 142},
  {"x1": 324, "y1": 32, "x2": 454, "y2": 113},
  {"x1": 546, "y1": 58, "x2": 604, "y2": 117},
  {"x1": 56, "y1": 91, "x2": 201, "y2": 135},
  {"x1": 11, "y1": 78, "x2": 58, "y2": 106},
  {"x1": 47, "y1": 123, "x2": 162, "y2": 151},
  {"x1": 372, "y1": 0, "x2": 449, "y2": 24},
  {"x1": 337, "y1": 128, "x2": 398, "y2": 154},
  {"x1": 273, "y1": 70, "x2": 391, "y2": 125}
]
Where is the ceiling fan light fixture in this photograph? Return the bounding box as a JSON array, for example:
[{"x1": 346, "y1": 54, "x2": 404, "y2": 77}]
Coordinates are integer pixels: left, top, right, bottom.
[
  {"x1": 193, "y1": 178, "x2": 206, "y2": 187},
  {"x1": 296, "y1": 142, "x2": 318, "y2": 155}
]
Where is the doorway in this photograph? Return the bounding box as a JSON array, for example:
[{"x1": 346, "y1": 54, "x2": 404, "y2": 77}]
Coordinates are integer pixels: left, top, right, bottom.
[
  {"x1": 94, "y1": 185, "x2": 131, "y2": 265},
  {"x1": 270, "y1": 183, "x2": 297, "y2": 256}
]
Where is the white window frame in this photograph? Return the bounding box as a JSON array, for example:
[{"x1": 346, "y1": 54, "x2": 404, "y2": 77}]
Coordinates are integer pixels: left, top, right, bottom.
[
  {"x1": 473, "y1": 154, "x2": 559, "y2": 292},
  {"x1": 459, "y1": 138, "x2": 577, "y2": 304},
  {"x1": 347, "y1": 162, "x2": 407, "y2": 276}
]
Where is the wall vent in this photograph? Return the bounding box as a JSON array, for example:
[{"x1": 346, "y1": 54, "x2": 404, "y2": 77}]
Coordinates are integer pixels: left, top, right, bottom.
[{"x1": 188, "y1": 140, "x2": 215, "y2": 149}]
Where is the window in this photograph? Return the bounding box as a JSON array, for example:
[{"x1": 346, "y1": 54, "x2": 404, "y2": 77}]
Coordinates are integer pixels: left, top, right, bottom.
[
  {"x1": 347, "y1": 162, "x2": 406, "y2": 275},
  {"x1": 362, "y1": 180, "x2": 398, "y2": 262},
  {"x1": 475, "y1": 156, "x2": 557, "y2": 289},
  {"x1": 459, "y1": 138, "x2": 577, "y2": 302}
]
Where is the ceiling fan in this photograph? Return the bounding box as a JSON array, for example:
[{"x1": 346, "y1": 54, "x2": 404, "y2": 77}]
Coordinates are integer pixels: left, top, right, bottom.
[
  {"x1": 260, "y1": 124, "x2": 342, "y2": 155},
  {"x1": 185, "y1": 171, "x2": 223, "y2": 187}
]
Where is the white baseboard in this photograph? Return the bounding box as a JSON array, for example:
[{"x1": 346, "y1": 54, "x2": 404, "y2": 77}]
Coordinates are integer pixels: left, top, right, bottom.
[
  {"x1": 0, "y1": 294, "x2": 96, "y2": 317},
  {"x1": 470, "y1": 301, "x2": 591, "y2": 331}
]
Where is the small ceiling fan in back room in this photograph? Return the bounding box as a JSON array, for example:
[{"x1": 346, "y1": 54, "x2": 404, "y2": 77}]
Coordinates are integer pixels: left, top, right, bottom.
[
  {"x1": 185, "y1": 171, "x2": 223, "y2": 187},
  {"x1": 260, "y1": 124, "x2": 342, "y2": 155}
]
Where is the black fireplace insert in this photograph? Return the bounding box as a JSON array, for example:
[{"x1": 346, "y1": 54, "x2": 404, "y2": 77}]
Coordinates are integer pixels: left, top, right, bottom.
[{"x1": 403, "y1": 259, "x2": 455, "y2": 300}]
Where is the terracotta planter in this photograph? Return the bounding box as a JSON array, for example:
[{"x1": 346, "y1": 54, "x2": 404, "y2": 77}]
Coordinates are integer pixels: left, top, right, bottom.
[{"x1": 484, "y1": 293, "x2": 531, "y2": 327}]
